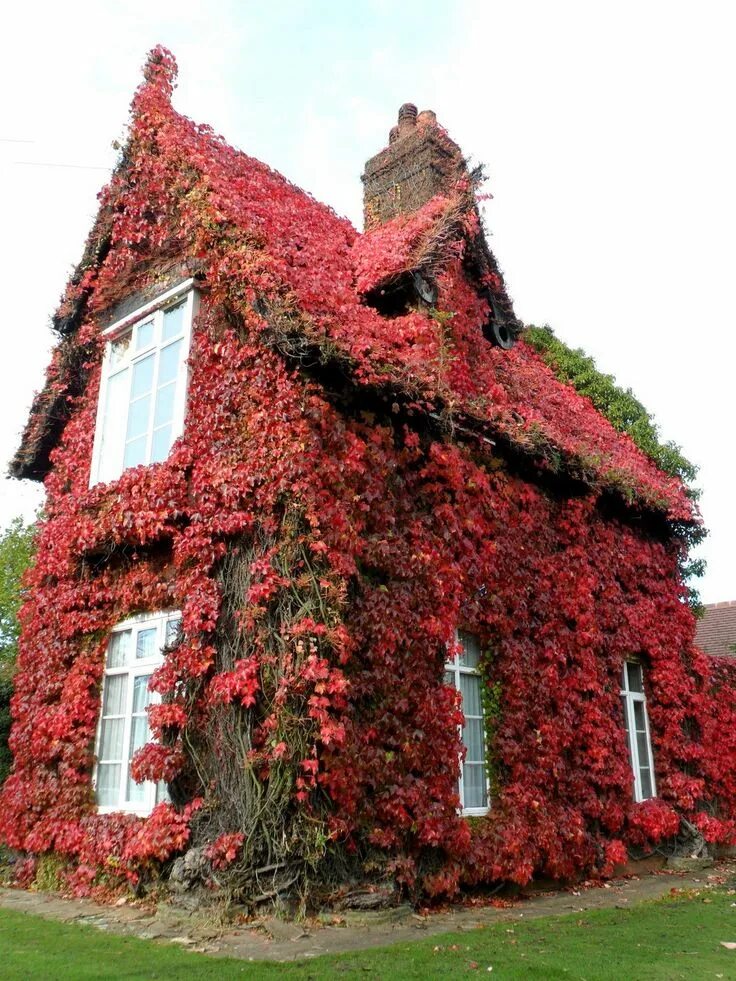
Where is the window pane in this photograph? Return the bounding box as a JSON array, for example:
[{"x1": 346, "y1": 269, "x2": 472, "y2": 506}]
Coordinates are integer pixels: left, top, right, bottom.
[
  {"x1": 163, "y1": 302, "x2": 186, "y2": 340},
  {"x1": 110, "y1": 331, "x2": 132, "y2": 367},
  {"x1": 127, "y1": 773, "x2": 147, "y2": 804},
  {"x1": 130, "y1": 354, "x2": 155, "y2": 399},
  {"x1": 107, "y1": 630, "x2": 131, "y2": 668},
  {"x1": 627, "y1": 663, "x2": 644, "y2": 693},
  {"x1": 463, "y1": 763, "x2": 487, "y2": 809},
  {"x1": 135, "y1": 320, "x2": 154, "y2": 350},
  {"x1": 158, "y1": 339, "x2": 182, "y2": 386},
  {"x1": 636, "y1": 728, "x2": 651, "y2": 765},
  {"x1": 126, "y1": 707, "x2": 150, "y2": 804},
  {"x1": 153, "y1": 382, "x2": 176, "y2": 428},
  {"x1": 463, "y1": 718, "x2": 486, "y2": 763},
  {"x1": 99, "y1": 718, "x2": 125, "y2": 761},
  {"x1": 126, "y1": 394, "x2": 152, "y2": 442},
  {"x1": 136, "y1": 629, "x2": 158, "y2": 661},
  {"x1": 156, "y1": 780, "x2": 170, "y2": 804},
  {"x1": 96, "y1": 763, "x2": 121, "y2": 806},
  {"x1": 621, "y1": 696, "x2": 631, "y2": 736},
  {"x1": 129, "y1": 711, "x2": 149, "y2": 750},
  {"x1": 165, "y1": 618, "x2": 182, "y2": 646},
  {"x1": 131, "y1": 674, "x2": 152, "y2": 714},
  {"x1": 102, "y1": 675, "x2": 127, "y2": 716},
  {"x1": 459, "y1": 673, "x2": 482, "y2": 717},
  {"x1": 98, "y1": 369, "x2": 128, "y2": 482},
  {"x1": 123, "y1": 435, "x2": 147, "y2": 469},
  {"x1": 640, "y1": 767, "x2": 654, "y2": 800},
  {"x1": 150, "y1": 424, "x2": 173, "y2": 463},
  {"x1": 633, "y1": 700, "x2": 647, "y2": 733},
  {"x1": 621, "y1": 698, "x2": 634, "y2": 768},
  {"x1": 458, "y1": 631, "x2": 481, "y2": 669}
]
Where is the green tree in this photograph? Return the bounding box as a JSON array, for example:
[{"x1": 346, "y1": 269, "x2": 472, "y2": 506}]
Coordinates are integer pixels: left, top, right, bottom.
[{"x1": 0, "y1": 517, "x2": 36, "y2": 785}]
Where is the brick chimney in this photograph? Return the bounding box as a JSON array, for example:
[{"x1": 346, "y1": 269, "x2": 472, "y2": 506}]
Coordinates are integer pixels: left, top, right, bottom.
[{"x1": 362, "y1": 104, "x2": 466, "y2": 231}]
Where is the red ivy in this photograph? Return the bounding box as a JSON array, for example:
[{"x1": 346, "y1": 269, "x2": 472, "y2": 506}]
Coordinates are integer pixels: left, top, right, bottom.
[{"x1": 1, "y1": 47, "x2": 730, "y2": 900}]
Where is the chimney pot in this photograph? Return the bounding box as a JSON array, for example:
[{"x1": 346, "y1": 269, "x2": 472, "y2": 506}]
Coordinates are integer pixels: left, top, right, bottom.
[
  {"x1": 389, "y1": 125, "x2": 399, "y2": 144},
  {"x1": 397, "y1": 103, "x2": 418, "y2": 136},
  {"x1": 417, "y1": 109, "x2": 437, "y2": 129}
]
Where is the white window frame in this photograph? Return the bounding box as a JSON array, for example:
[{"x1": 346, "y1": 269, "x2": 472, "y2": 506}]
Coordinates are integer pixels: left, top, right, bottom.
[
  {"x1": 89, "y1": 280, "x2": 197, "y2": 487},
  {"x1": 620, "y1": 661, "x2": 657, "y2": 803},
  {"x1": 93, "y1": 610, "x2": 180, "y2": 816},
  {"x1": 444, "y1": 630, "x2": 490, "y2": 816}
]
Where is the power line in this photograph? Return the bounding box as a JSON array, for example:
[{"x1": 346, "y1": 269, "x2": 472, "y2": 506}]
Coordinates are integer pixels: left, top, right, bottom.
[{"x1": 13, "y1": 161, "x2": 111, "y2": 172}]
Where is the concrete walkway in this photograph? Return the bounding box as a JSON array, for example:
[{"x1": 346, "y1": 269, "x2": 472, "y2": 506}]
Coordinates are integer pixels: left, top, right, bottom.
[{"x1": 0, "y1": 863, "x2": 731, "y2": 963}]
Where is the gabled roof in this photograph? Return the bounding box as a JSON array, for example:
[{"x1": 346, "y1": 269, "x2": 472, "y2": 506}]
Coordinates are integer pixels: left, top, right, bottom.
[
  {"x1": 696, "y1": 602, "x2": 736, "y2": 658},
  {"x1": 11, "y1": 47, "x2": 694, "y2": 525}
]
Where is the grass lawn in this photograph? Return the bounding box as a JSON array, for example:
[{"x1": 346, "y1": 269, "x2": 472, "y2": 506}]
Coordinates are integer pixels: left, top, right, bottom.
[{"x1": 1, "y1": 888, "x2": 735, "y2": 979}]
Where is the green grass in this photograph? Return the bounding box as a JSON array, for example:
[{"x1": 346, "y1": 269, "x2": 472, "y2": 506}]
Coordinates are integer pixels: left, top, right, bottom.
[{"x1": 1, "y1": 889, "x2": 735, "y2": 979}]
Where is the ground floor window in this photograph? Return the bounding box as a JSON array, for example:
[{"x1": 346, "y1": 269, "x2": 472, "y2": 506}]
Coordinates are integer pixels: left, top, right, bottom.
[
  {"x1": 620, "y1": 660, "x2": 656, "y2": 802},
  {"x1": 444, "y1": 630, "x2": 489, "y2": 815},
  {"x1": 94, "y1": 611, "x2": 180, "y2": 814}
]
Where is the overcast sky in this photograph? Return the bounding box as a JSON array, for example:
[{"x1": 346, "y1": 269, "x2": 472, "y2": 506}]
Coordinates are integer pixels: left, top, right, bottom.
[{"x1": 1, "y1": 0, "x2": 733, "y2": 602}]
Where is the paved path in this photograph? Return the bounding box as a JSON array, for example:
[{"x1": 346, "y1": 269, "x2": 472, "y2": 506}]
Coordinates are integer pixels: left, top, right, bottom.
[{"x1": 0, "y1": 863, "x2": 730, "y2": 963}]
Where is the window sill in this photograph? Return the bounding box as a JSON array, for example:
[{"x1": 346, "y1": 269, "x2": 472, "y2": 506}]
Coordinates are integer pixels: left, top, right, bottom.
[{"x1": 96, "y1": 804, "x2": 156, "y2": 817}]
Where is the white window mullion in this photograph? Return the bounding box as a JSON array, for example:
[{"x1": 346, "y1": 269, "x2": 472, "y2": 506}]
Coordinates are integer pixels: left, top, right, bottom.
[
  {"x1": 457, "y1": 690, "x2": 466, "y2": 810},
  {"x1": 143, "y1": 311, "x2": 164, "y2": 466},
  {"x1": 454, "y1": 661, "x2": 465, "y2": 810},
  {"x1": 90, "y1": 347, "x2": 111, "y2": 485},
  {"x1": 626, "y1": 699, "x2": 635, "y2": 799},
  {"x1": 120, "y1": 352, "x2": 136, "y2": 471},
  {"x1": 118, "y1": 651, "x2": 136, "y2": 808},
  {"x1": 626, "y1": 697, "x2": 642, "y2": 802},
  {"x1": 173, "y1": 290, "x2": 196, "y2": 443},
  {"x1": 641, "y1": 695, "x2": 656, "y2": 798}
]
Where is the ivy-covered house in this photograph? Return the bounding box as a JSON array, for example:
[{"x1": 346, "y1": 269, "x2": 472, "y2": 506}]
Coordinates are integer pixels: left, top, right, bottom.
[{"x1": 2, "y1": 48, "x2": 734, "y2": 901}]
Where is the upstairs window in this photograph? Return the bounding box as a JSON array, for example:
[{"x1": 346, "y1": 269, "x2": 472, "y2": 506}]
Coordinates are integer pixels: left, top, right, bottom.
[
  {"x1": 90, "y1": 282, "x2": 196, "y2": 485},
  {"x1": 445, "y1": 630, "x2": 490, "y2": 815},
  {"x1": 620, "y1": 661, "x2": 657, "y2": 802},
  {"x1": 94, "y1": 611, "x2": 180, "y2": 815}
]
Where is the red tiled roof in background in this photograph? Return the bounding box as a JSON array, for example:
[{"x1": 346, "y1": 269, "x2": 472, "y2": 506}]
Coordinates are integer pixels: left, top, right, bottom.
[{"x1": 696, "y1": 601, "x2": 736, "y2": 657}]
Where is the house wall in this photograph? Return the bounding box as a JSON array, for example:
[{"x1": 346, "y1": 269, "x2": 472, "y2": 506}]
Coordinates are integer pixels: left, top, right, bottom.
[{"x1": 1, "y1": 282, "x2": 729, "y2": 897}]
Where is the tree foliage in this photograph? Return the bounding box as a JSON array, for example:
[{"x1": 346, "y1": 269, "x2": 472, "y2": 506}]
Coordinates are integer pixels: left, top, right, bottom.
[
  {"x1": 0, "y1": 517, "x2": 36, "y2": 672},
  {"x1": 0, "y1": 517, "x2": 36, "y2": 785},
  {"x1": 523, "y1": 324, "x2": 699, "y2": 491}
]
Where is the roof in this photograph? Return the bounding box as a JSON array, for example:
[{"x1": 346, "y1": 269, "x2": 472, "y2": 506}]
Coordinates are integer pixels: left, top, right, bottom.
[
  {"x1": 11, "y1": 47, "x2": 694, "y2": 525},
  {"x1": 696, "y1": 601, "x2": 736, "y2": 658}
]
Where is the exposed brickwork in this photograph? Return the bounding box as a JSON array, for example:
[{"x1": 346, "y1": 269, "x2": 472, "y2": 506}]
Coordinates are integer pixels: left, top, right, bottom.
[{"x1": 362, "y1": 105, "x2": 465, "y2": 230}]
